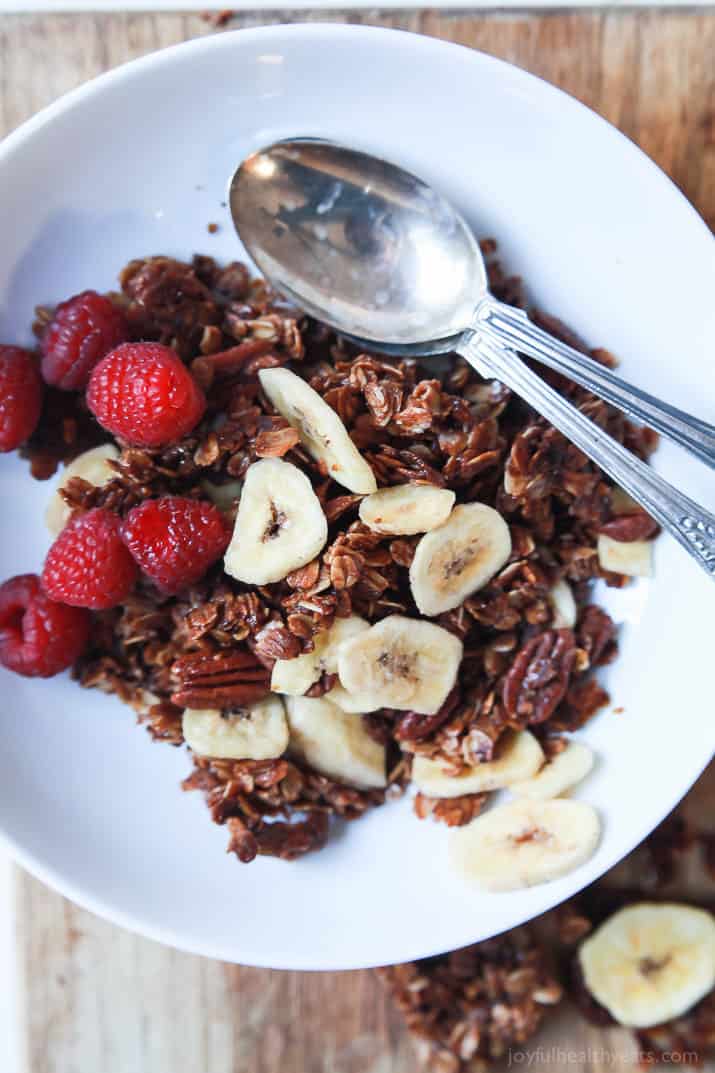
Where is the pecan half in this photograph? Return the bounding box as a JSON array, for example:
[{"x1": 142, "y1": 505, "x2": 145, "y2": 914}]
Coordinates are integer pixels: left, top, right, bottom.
[
  {"x1": 502, "y1": 629, "x2": 577, "y2": 724},
  {"x1": 171, "y1": 649, "x2": 270, "y2": 708}
]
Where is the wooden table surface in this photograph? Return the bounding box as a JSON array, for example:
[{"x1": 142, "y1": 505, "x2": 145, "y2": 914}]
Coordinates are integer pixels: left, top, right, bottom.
[{"x1": 1, "y1": 10, "x2": 714, "y2": 1073}]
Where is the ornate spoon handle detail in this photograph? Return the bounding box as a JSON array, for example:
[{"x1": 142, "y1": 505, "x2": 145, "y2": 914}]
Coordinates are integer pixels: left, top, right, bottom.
[
  {"x1": 458, "y1": 329, "x2": 715, "y2": 578},
  {"x1": 473, "y1": 296, "x2": 715, "y2": 471}
]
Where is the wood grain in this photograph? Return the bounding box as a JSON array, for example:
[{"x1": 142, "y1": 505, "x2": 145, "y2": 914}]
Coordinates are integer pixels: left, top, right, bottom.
[{"x1": 1, "y1": 10, "x2": 713, "y2": 1073}]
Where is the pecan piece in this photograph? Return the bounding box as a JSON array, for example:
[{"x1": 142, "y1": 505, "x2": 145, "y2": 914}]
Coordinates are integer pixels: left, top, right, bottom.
[
  {"x1": 502, "y1": 629, "x2": 577, "y2": 724},
  {"x1": 577, "y1": 605, "x2": 618, "y2": 667},
  {"x1": 413, "y1": 791, "x2": 488, "y2": 827},
  {"x1": 361, "y1": 712, "x2": 394, "y2": 745},
  {"x1": 388, "y1": 538, "x2": 416, "y2": 568},
  {"x1": 304, "y1": 672, "x2": 338, "y2": 698},
  {"x1": 324, "y1": 494, "x2": 363, "y2": 525},
  {"x1": 226, "y1": 816, "x2": 259, "y2": 863},
  {"x1": 598, "y1": 512, "x2": 659, "y2": 542},
  {"x1": 171, "y1": 649, "x2": 270, "y2": 708},
  {"x1": 285, "y1": 559, "x2": 322, "y2": 590},
  {"x1": 254, "y1": 812, "x2": 330, "y2": 860},
  {"x1": 254, "y1": 424, "x2": 300, "y2": 458},
  {"x1": 253, "y1": 620, "x2": 302, "y2": 662},
  {"x1": 395, "y1": 686, "x2": 461, "y2": 743}
]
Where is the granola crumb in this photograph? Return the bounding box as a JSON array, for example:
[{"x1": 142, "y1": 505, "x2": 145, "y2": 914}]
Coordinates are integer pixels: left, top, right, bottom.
[{"x1": 201, "y1": 9, "x2": 234, "y2": 27}]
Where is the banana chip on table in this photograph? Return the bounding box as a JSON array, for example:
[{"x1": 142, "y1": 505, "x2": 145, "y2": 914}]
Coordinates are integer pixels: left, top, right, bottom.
[{"x1": 578, "y1": 903, "x2": 715, "y2": 1028}]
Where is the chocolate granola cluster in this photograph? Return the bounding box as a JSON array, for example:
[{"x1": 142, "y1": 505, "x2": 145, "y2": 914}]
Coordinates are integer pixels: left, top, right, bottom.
[{"x1": 378, "y1": 932, "x2": 563, "y2": 1072}]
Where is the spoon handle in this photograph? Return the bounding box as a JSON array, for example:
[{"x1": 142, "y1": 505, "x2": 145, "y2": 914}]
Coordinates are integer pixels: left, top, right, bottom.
[
  {"x1": 474, "y1": 297, "x2": 715, "y2": 471},
  {"x1": 457, "y1": 331, "x2": 715, "y2": 579}
]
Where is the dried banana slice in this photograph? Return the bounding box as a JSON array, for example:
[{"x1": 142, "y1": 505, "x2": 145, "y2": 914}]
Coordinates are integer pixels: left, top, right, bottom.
[
  {"x1": 412, "y1": 732, "x2": 544, "y2": 798},
  {"x1": 285, "y1": 695, "x2": 386, "y2": 789},
  {"x1": 271, "y1": 615, "x2": 369, "y2": 696},
  {"x1": 548, "y1": 578, "x2": 577, "y2": 629},
  {"x1": 45, "y1": 444, "x2": 120, "y2": 535},
  {"x1": 578, "y1": 903, "x2": 715, "y2": 1028},
  {"x1": 409, "y1": 503, "x2": 512, "y2": 616},
  {"x1": 359, "y1": 484, "x2": 455, "y2": 536},
  {"x1": 337, "y1": 614, "x2": 463, "y2": 715},
  {"x1": 259, "y1": 367, "x2": 377, "y2": 494},
  {"x1": 224, "y1": 458, "x2": 327, "y2": 584},
  {"x1": 321, "y1": 615, "x2": 371, "y2": 672},
  {"x1": 597, "y1": 534, "x2": 653, "y2": 577},
  {"x1": 182, "y1": 696, "x2": 288, "y2": 761},
  {"x1": 326, "y1": 682, "x2": 384, "y2": 714},
  {"x1": 511, "y1": 741, "x2": 594, "y2": 800},
  {"x1": 450, "y1": 798, "x2": 601, "y2": 892}
]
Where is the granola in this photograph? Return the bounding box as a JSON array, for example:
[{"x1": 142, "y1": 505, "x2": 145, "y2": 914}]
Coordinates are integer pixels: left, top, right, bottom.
[
  {"x1": 377, "y1": 930, "x2": 563, "y2": 1072},
  {"x1": 0, "y1": 248, "x2": 660, "y2": 865}
]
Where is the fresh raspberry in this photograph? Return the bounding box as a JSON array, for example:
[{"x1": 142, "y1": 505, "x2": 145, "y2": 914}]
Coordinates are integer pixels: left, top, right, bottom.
[
  {"x1": 86, "y1": 342, "x2": 206, "y2": 447},
  {"x1": 42, "y1": 508, "x2": 138, "y2": 609},
  {"x1": 121, "y1": 496, "x2": 231, "y2": 595},
  {"x1": 0, "y1": 346, "x2": 43, "y2": 452},
  {"x1": 41, "y1": 290, "x2": 129, "y2": 391},
  {"x1": 0, "y1": 574, "x2": 90, "y2": 677}
]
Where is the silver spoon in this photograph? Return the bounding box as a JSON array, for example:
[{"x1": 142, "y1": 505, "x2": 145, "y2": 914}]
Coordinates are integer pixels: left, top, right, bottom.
[{"x1": 230, "y1": 139, "x2": 715, "y2": 578}]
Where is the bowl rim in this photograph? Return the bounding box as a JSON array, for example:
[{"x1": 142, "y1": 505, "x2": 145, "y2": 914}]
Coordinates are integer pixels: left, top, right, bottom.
[
  {"x1": 1, "y1": 22, "x2": 711, "y2": 249},
  {"x1": 0, "y1": 22, "x2": 713, "y2": 969}
]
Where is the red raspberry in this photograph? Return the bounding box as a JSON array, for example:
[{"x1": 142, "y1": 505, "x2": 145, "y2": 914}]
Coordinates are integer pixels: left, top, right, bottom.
[
  {"x1": 0, "y1": 346, "x2": 43, "y2": 452},
  {"x1": 41, "y1": 290, "x2": 129, "y2": 390},
  {"x1": 0, "y1": 574, "x2": 90, "y2": 677},
  {"x1": 86, "y1": 343, "x2": 206, "y2": 447},
  {"x1": 121, "y1": 496, "x2": 231, "y2": 595},
  {"x1": 42, "y1": 508, "x2": 138, "y2": 610}
]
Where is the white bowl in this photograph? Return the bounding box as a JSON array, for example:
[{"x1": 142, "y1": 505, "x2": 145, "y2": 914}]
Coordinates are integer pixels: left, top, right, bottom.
[{"x1": 0, "y1": 24, "x2": 713, "y2": 970}]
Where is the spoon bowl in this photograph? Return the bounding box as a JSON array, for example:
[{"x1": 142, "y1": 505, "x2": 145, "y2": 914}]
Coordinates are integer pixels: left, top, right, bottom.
[{"x1": 230, "y1": 140, "x2": 484, "y2": 350}]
